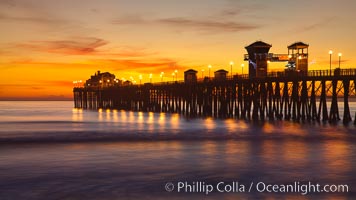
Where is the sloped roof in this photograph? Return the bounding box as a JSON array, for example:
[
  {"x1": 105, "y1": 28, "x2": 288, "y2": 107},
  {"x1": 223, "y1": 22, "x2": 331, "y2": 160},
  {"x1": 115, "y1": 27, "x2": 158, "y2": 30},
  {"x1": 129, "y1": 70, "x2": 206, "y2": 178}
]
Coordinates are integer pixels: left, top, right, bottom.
[
  {"x1": 288, "y1": 42, "x2": 309, "y2": 49},
  {"x1": 184, "y1": 69, "x2": 198, "y2": 73},
  {"x1": 214, "y1": 69, "x2": 228, "y2": 73},
  {"x1": 245, "y1": 41, "x2": 272, "y2": 48}
]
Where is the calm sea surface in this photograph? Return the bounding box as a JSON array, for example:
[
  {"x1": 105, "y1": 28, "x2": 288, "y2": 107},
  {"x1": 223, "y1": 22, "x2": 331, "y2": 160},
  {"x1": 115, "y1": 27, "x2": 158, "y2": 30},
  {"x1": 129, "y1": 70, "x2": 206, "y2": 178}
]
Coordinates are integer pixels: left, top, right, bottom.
[{"x1": 0, "y1": 101, "x2": 356, "y2": 200}]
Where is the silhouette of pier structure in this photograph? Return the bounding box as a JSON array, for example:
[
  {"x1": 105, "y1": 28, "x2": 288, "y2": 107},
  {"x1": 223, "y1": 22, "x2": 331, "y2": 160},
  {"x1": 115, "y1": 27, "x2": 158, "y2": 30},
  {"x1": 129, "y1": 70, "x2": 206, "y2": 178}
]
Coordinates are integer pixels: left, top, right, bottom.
[{"x1": 73, "y1": 41, "x2": 356, "y2": 124}]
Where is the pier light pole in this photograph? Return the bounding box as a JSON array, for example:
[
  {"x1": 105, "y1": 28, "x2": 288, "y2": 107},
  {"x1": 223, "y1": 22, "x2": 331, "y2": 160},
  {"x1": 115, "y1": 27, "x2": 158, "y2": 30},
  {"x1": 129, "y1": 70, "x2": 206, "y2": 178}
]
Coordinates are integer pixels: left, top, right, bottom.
[
  {"x1": 149, "y1": 74, "x2": 152, "y2": 83},
  {"x1": 130, "y1": 76, "x2": 134, "y2": 85},
  {"x1": 338, "y1": 53, "x2": 342, "y2": 68},
  {"x1": 230, "y1": 61, "x2": 234, "y2": 78},
  {"x1": 172, "y1": 73, "x2": 175, "y2": 81},
  {"x1": 241, "y1": 63, "x2": 244, "y2": 75},
  {"x1": 139, "y1": 74, "x2": 142, "y2": 85},
  {"x1": 208, "y1": 65, "x2": 212, "y2": 78},
  {"x1": 201, "y1": 69, "x2": 204, "y2": 79},
  {"x1": 329, "y1": 50, "x2": 333, "y2": 74},
  {"x1": 160, "y1": 72, "x2": 164, "y2": 82},
  {"x1": 175, "y1": 70, "x2": 178, "y2": 81}
]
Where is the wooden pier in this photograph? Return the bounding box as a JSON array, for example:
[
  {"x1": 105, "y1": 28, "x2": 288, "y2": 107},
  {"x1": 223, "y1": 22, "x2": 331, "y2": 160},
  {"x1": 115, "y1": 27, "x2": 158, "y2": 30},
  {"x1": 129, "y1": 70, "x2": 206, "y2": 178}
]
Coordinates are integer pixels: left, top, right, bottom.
[{"x1": 74, "y1": 69, "x2": 356, "y2": 124}]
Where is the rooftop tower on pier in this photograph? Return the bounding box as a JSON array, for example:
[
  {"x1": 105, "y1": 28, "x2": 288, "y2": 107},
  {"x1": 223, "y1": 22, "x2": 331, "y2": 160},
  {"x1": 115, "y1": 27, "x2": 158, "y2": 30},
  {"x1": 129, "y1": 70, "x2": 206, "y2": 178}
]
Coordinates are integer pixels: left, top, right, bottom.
[{"x1": 244, "y1": 41, "x2": 272, "y2": 78}]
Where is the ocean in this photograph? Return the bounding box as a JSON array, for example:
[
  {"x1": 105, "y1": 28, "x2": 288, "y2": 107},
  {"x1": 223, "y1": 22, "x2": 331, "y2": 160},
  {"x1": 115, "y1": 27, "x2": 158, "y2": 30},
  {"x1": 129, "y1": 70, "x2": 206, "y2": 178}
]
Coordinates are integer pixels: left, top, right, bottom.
[{"x1": 0, "y1": 101, "x2": 355, "y2": 200}]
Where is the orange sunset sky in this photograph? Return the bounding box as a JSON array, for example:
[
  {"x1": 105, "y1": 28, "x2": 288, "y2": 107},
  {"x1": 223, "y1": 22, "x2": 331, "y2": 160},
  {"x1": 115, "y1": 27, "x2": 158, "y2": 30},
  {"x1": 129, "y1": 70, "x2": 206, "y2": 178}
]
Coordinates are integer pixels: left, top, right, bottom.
[{"x1": 1, "y1": 0, "x2": 356, "y2": 100}]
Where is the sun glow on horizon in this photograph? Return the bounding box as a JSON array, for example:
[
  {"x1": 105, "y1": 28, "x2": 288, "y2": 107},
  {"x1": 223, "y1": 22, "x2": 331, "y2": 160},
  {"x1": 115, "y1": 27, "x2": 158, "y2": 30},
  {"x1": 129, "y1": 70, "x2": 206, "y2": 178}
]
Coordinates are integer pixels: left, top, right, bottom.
[{"x1": 1, "y1": 0, "x2": 355, "y2": 100}]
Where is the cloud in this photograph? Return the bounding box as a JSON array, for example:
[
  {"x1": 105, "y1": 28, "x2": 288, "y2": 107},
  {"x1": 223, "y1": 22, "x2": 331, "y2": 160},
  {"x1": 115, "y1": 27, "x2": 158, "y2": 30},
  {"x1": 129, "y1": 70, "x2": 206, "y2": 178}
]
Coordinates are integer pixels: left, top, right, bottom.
[
  {"x1": 7, "y1": 59, "x2": 97, "y2": 70},
  {"x1": 0, "y1": 0, "x2": 16, "y2": 7},
  {"x1": 112, "y1": 14, "x2": 146, "y2": 25},
  {"x1": 112, "y1": 15, "x2": 260, "y2": 33},
  {"x1": 218, "y1": 9, "x2": 242, "y2": 18},
  {"x1": 17, "y1": 37, "x2": 108, "y2": 55},
  {"x1": 111, "y1": 0, "x2": 265, "y2": 34},
  {"x1": 6, "y1": 56, "x2": 183, "y2": 75},
  {"x1": 92, "y1": 58, "x2": 180, "y2": 73},
  {"x1": 157, "y1": 17, "x2": 259, "y2": 32},
  {"x1": 0, "y1": 2, "x2": 93, "y2": 34},
  {"x1": 104, "y1": 46, "x2": 157, "y2": 57},
  {"x1": 297, "y1": 17, "x2": 335, "y2": 33},
  {"x1": 0, "y1": 12, "x2": 67, "y2": 25},
  {"x1": 13, "y1": 38, "x2": 156, "y2": 57}
]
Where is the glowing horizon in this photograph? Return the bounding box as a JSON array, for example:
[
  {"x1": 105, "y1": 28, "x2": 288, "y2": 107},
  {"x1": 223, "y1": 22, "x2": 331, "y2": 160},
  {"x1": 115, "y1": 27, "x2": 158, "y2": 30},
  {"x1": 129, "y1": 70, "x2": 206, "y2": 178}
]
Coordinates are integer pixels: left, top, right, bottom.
[{"x1": 1, "y1": 0, "x2": 356, "y2": 100}]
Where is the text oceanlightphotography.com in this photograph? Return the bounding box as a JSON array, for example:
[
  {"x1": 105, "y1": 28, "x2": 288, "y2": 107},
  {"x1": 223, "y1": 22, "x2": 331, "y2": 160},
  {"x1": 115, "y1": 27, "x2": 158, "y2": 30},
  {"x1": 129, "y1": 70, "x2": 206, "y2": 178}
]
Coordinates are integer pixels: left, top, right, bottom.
[{"x1": 164, "y1": 181, "x2": 349, "y2": 195}]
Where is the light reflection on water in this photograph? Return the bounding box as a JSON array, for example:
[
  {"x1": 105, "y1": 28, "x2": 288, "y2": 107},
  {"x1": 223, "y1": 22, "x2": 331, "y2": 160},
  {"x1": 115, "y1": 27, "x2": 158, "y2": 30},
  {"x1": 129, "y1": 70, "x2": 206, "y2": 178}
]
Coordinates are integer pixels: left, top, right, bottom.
[
  {"x1": 204, "y1": 117, "x2": 217, "y2": 130},
  {"x1": 0, "y1": 140, "x2": 355, "y2": 200},
  {"x1": 0, "y1": 101, "x2": 354, "y2": 140},
  {"x1": 0, "y1": 101, "x2": 355, "y2": 199},
  {"x1": 71, "y1": 108, "x2": 83, "y2": 122}
]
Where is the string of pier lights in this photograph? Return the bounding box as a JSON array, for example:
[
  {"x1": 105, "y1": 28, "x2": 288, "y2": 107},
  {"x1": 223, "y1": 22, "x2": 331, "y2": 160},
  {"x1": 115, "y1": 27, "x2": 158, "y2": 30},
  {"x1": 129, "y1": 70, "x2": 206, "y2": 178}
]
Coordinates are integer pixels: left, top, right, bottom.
[
  {"x1": 202, "y1": 61, "x2": 246, "y2": 79},
  {"x1": 126, "y1": 61, "x2": 249, "y2": 84},
  {"x1": 75, "y1": 78, "x2": 121, "y2": 87},
  {"x1": 134, "y1": 62, "x2": 249, "y2": 83},
  {"x1": 100, "y1": 79, "x2": 120, "y2": 85},
  {"x1": 135, "y1": 70, "x2": 179, "y2": 84},
  {"x1": 72, "y1": 80, "x2": 82, "y2": 87},
  {"x1": 75, "y1": 61, "x2": 251, "y2": 87},
  {"x1": 123, "y1": 61, "x2": 254, "y2": 84}
]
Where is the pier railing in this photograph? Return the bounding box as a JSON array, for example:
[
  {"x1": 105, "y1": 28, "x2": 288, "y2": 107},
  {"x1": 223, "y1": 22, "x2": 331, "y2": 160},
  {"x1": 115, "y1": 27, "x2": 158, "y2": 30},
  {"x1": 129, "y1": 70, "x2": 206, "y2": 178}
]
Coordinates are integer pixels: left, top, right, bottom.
[{"x1": 266, "y1": 68, "x2": 356, "y2": 78}]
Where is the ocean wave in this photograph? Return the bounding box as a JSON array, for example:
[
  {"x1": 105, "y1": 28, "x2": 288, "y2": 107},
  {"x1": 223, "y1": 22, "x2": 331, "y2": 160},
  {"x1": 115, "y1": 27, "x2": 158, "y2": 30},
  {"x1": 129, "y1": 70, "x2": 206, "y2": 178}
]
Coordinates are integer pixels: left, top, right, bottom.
[{"x1": 0, "y1": 130, "x2": 355, "y2": 144}]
